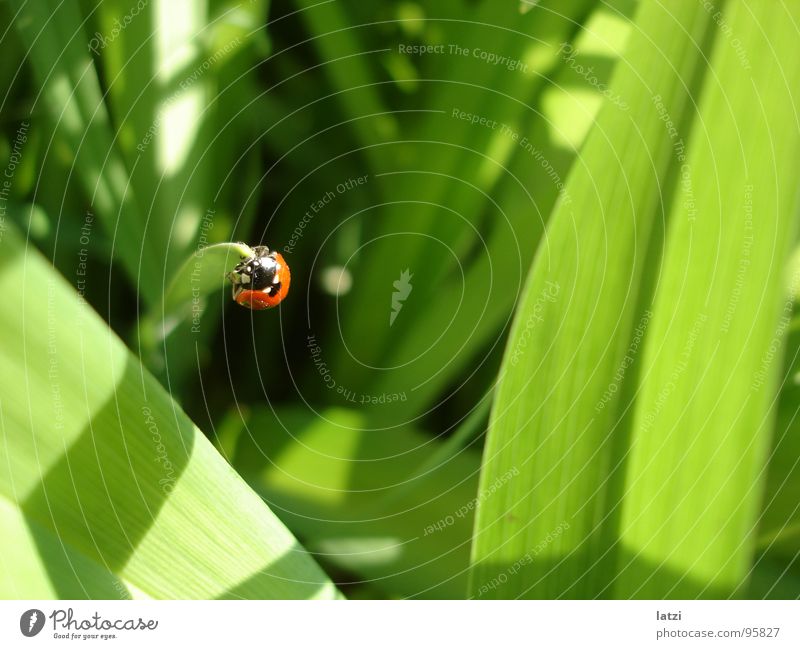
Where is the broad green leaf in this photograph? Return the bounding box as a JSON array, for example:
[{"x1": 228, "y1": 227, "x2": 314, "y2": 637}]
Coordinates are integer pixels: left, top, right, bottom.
[
  {"x1": 470, "y1": 1, "x2": 715, "y2": 598},
  {"x1": 616, "y1": 0, "x2": 800, "y2": 597},
  {"x1": 0, "y1": 223, "x2": 337, "y2": 599},
  {"x1": 9, "y1": 0, "x2": 160, "y2": 307}
]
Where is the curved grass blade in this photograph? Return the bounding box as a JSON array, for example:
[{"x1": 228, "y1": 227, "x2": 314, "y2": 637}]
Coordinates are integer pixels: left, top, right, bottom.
[
  {"x1": 615, "y1": 0, "x2": 800, "y2": 598},
  {"x1": 469, "y1": 0, "x2": 716, "y2": 598},
  {"x1": 140, "y1": 241, "x2": 254, "y2": 348},
  {"x1": 0, "y1": 223, "x2": 337, "y2": 599}
]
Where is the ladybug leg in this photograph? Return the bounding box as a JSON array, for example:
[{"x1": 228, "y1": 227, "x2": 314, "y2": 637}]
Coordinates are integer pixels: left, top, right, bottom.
[{"x1": 226, "y1": 270, "x2": 242, "y2": 299}]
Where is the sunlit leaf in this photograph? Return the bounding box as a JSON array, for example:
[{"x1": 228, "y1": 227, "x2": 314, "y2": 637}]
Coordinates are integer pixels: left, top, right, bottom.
[
  {"x1": 616, "y1": 0, "x2": 800, "y2": 597},
  {"x1": 0, "y1": 223, "x2": 337, "y2": 599},
  {"x1": 470, "y1": 0, "x2": 716, "y2": 598}
]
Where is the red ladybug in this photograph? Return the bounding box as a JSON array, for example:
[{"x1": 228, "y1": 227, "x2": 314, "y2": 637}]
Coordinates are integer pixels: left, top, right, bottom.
[{"x1": 227, "y1": 245, "x2": 291, "y2": 310}]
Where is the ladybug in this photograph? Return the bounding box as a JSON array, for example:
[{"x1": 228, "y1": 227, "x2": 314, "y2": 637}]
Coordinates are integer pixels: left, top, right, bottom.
[{"x1": 227, "y1": 245, "x2": 291, "y2": 310}]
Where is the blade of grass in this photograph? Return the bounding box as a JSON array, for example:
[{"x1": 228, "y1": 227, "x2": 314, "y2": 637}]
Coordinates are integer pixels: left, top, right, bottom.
[
  {"x1": 616, "y1": 0, "x2": 800, "y2": 597},
  {"x1": 366, "y1": 0, "x2": 635, "y2": 424},
  {"x1": 138, "y1": 241, "x2": 254, "y2": 354},
  {"x1": 97, "y1": 0, "x2": 269, "y2": 293},
  {"x1": 469, "y1": 0, "x2": 715, "y2": 598},
  {"x1": 95, "y1": 0, "x2": 273, "y2": 383},
  {"x1": 293, "y1": 0, "x2": 397, "y2": 169},
  {"x1": 334, "y1": 0, "x2": 599, "y2": 388},
  {"x1": 0, "y1": 221, "x2": 337, "y2": 599},
  {"x1": 95, "y1": 0, "x2": 215, "y2": 295},
  {"x1": 9, "y1": 0, "x2": 161, "y2": 307},
  {"x1": 152, "y1": 149, "x2": 266, "y2": 384}
]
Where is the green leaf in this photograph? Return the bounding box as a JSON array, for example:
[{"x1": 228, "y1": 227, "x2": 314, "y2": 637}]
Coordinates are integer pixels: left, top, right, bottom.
[
  {"x1": 293, "y1": 0, "x2": 398, "y2": 167},
  {"x1": 469, "y1": 0, "x2": 716, "y2": 598},
  {"x1": 9, "y1": 0, "x2": 161, "y2": 307},
  {"x1": 334, "y1": 0, "x2": 600, "y2": 393},
  {"x1": 139, "y1": 241, "x2": 254, "y2": 350},
  {"x1": 615, "y1": 0, "x2": 800, "y2": 598},
  {"x1": 365, "y1": 0, "x2": 635, "y2": 424},
  {"x1": 96, "y1": 0, "x2": 268, "y2": 294},
  {"x1": 0, "y1": 223, "x2": 337, "y2": 599}
]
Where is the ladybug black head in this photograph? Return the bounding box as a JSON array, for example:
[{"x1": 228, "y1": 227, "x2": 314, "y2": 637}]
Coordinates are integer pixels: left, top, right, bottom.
[{"x1": 234, "y1": 250, "x2": 280, "y2": 292}]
